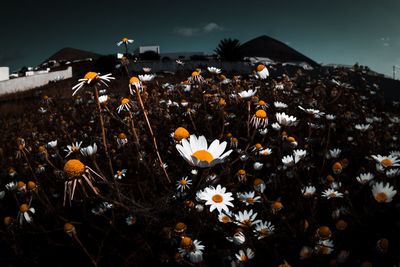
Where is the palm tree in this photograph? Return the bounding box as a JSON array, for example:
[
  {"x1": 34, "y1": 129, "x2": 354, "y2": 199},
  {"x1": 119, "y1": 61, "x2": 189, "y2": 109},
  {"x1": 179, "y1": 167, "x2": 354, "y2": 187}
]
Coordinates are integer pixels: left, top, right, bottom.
[{"x1": 214, "y1": 38, "x2": 243, "y2": 61}]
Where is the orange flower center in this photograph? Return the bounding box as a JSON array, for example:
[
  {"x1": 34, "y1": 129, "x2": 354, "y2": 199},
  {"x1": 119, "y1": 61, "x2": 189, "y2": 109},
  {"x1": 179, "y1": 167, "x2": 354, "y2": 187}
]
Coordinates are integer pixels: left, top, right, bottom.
[
  {"x1": 192, "y1": 150, "x2": 214, "y2": 163},
  {"x1": 191, "y1": 71, "x2": 200, "y2": 77},
  {"x1": 381, "y1": 159, "x2": 392, "y2": 167},
  {"x1": 375, "y1": 192, "x2": 388, "y2": 202},
  {"x1": 175, "y1": 222, "x2": 186, "y2": 231},
  {"x1": 173, "y1": 127, "x2": 190, "y2": 141},
  {"x1": 181, "y1": 236, "x2": 193, "y2": 247},
  {"x1": 259, "y1": 228, "x2": 270, "y2": 237},
  {"x1": 212, "y1": 194, "x2": 223, "y2": 203},
  {"x1": 119, "y1": 133, "x2": 127, "y2": 139},
  {"x1": 84, "y1": 72, "x2": 98, "y2": 80},
  {"x1": 273, "y1": 201, "x2": 283, "y2": 210},
  {"x1": 122, "y1": 37, "x2": 129, "y2": 42},
  {"x1": 257, "y1": 64, "x2": 266, "y2": 72},
  {"x1": 63, "y1": 159, "x2": 85, "y2": 178},
  {"x1": 238, "y1": 169, "x2": 246, "y2": 175},
  {"x1": 221, "y1": 215, "x2": 230, "y2": 223},
  {"x1": 255, "y1": 110, "x2": 267, "y2": 118},
  {"x1": 258, "y1": 100, "x2": 266, "y2": 106},
  {"x1": 246, "y1": 197, "x2": 254, "y2": 204},
  {"x1": 241, "y1": 255, "x2": 248, "y2": 262},
  {"x1": 121, "y1": 98, "x2": 130, "y2": 104},
  {"x1": 179, "y1": 179, "x2": 188, "y2": 186},
  {"x1": 64, "y1": 223, "x2": 75, "y2": 233},
  {"x1": 20, "y1": 204, "x2": 29, "y2": 213},
  {"x1": 129, "y1": 76, "x2": 140, "y2": 84},
  {"x1": 254, "y1": 178, "x2": 264, "y2": 186}
]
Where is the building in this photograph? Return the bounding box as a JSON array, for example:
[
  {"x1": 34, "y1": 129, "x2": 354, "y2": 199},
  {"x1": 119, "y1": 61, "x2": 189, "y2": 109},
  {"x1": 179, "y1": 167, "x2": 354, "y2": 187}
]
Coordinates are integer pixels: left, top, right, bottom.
[{"x1": 136, "y1": 46, "x2": 160, "y2": 54}]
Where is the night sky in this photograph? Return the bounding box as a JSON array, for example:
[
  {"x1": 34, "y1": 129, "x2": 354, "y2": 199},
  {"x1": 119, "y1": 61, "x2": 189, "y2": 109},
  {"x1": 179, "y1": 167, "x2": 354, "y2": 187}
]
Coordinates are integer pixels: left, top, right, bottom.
[{"x1": 1, "y1": 0, "x2": 399, "y2": 76}]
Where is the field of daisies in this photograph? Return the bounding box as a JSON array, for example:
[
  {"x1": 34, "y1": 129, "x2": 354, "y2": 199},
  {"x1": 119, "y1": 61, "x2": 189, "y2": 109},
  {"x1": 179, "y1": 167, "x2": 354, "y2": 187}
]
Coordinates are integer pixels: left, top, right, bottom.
[{"x1": 0, "y1": 38, "x2": 399, "y2": 267}]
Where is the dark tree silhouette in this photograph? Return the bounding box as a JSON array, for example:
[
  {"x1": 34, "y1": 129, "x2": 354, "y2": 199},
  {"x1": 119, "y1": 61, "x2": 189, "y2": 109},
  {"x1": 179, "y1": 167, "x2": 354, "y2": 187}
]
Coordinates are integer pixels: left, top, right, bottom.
[{"x1": 214, "y1": 38, "x2": 243, "y2": 61}]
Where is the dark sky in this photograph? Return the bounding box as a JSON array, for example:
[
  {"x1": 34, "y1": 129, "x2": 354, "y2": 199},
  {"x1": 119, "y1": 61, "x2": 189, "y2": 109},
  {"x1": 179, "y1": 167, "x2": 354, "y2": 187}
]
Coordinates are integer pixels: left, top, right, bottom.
[{"x1": 1, "y1": 0, "x2": 399, "y2": 76}]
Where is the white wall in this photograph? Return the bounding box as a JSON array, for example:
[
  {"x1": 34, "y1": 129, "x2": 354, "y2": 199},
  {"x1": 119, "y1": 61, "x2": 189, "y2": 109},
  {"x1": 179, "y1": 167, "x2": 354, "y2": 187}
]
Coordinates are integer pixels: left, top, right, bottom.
[
  {"x1": 0, "y1": 67, "x2": 72, "y2": 95},
  {"x1": 0, "y1": 67, "x2": 9, "y2": 81}
]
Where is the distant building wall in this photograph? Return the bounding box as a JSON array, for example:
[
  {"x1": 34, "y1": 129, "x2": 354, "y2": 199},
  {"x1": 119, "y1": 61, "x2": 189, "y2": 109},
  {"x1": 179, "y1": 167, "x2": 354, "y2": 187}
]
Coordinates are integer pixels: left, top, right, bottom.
[
  {"x1": 0, "y1": 67, "x2": 72, "y2": 95},
  {"x1": 139, "y1": 46, "x2": 160, "y2": 54},
  {"x1": 0, "y1": 67, "x2": 9, "y2": 81}
]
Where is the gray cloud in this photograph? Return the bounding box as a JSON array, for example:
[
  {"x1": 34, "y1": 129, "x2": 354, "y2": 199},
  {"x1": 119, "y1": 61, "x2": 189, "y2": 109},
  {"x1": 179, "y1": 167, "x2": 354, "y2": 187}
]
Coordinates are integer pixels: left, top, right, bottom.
[{"x1": 174, "y1": 22, "x2": 224, "y2": 36}]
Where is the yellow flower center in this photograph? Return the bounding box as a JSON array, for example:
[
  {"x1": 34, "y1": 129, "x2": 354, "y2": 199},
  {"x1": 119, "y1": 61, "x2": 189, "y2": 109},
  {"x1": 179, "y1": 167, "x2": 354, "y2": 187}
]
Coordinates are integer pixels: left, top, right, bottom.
[
  {"x1": 192, "y1": 150, "x2": 214, "y2": 163},
  {"x1": 117, "y1": 171, "x2": 123, "y2": 176},
  {"x1": 121, "y1": 98, "x2": 130, "y2": 104},
  {"x1": 173, "y1": 127, "x2": 190, "y2": 141},
  {"x1": 255, "y1": 110, "x2": 267, "y2": 118},
  {"x1": 375, "y1": 192, "x2": 388, "y2": 202},
  {"x1": 179, "y1": 179, "x2": 188, "y2": 186},
  {"x1": 231, "y1": 137, "x2": 238, "y2": 143},
  {"x1": 211, "y1": 194, "x2": 223, "y2": 203},
  {"x1": 63, "y1": 159, "x2": 85, "y2": 178},
  {"x1": 240, "y1": 255, "x2": 248, "y2": 262},
  {"x1": 119, "y1": 133, "x2": 127, "y2": 139},
  {"x1": 226, "y1": 133, "x2": 232, "y2": 138},
  {"x1": 122, "y1": 37, "x2": 129, "y2": 43},
  {"x1": 219, "y1": 98, "x2": 226, "y2": 106},
  {"x1": 191, "y1": 71, "x2": 200, "y2": 77},
  {"x1": 258, "y1": 100, "x2": 266, "y2": 106},
  {"x1": 38, "y1": 145, "x2": 46, "y2": 153},
  {"x1": 255, "y1": 143, "x2": 262, "y2": 149},
  {"x1": 129, "y1": 76, "x2": 140, "y2": 84},
  {"x1": 238, "y1": 169, "x2": 246, "y2": 175},
  {"x1": 257, "y1": 64, "x2": 266, "y2": 72},
  {"x1": 84, "y1": 72, "x2": 98, "y2": 80},
  {"x1": 20, "y1": 204, "x2": 29, "y2": 213},
  {"x1": 42, "y1": 95, "x2": 49, "y2": 100},
  {"x1": 381, "y1": 159, "x2": 392, "y2": 167}
]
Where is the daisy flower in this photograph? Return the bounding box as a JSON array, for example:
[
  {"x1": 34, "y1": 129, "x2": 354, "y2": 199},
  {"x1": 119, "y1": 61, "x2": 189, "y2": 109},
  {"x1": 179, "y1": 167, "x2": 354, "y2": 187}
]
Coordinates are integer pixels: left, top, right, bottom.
[
  {"x1": 80, "y1": 143, "x2": 97, "y2": 157},
  {"x1": 293, "y1": 149, "x2": 307, "y2": 162},
  {"x1": 114, "y1": 169, "x2": 127, "y2": 180},
  {"x1": 238, "y1": 89, "x2": 257, "y2": 99},
  {"x1": 326, "y1": 114, "x2": 336, "y2": 120},
  {"x1": 250, "y1": 110, "x2": 269, "y2": 128},
  {"x1": 271, "y1": 122, "x2": 281, "y2": 131},
  {"x1": 64, "y1": 141, "x2": 82, "y2": 158},
  {"x1": 129, "y1": 76, "x2": 143, "y2": 94},
  {"x1": 301, "y1": 186, "x2": 316, "y2": 198},
  {"x1": 237, "y1": 191, "x2": 262, "y2": 206},
  {"x1": 298, "y1": 106, "x2": 325, "y2": 118},
  {"x1": 175, "y1": 135, "x2": 233, "y2": 168},
  {"x1": 276, "y1": 112, "x2": 298, "y2": 127},
  {"x1": 254, "y1": 221, "x2": 275, "y2": 239},
  {"x1": 46, "y1": 140, "x2": 58, "y2": 149},
  {"x1": 218, "y1": 211, "x2": 233, "y2": 223},
  {"x1": 327, "y1": 148, "x2": 341, "y2": 159},
  {"x1": 176, "y1": 176, "x2": 192, "y2": 192},
  {"x1": 259, "y1": 148, "x2": 272, "y2": 157},
  {"x1": 255, "y1": 100, "x2": 268, "y2": 110},
  {"x1": 227, "y1": 231, "x2": 246, "y2": 245},
  {"x1": 235, "y1": 248, "x2": 255, "y2": 263},
  {"x1": 18, "y1": 204, "x2": 35, "y2": 224},
  {"x1": 253, "y1": 178, "x2": 266, "y2": 193},
  {"x1": 355, "y1": 124, "x2": 372, "y2": 132},
  {"x1": 282, "y1": 155, "x2": 295, "y2": 167},
  {"x1": 207, "y1": 67, "x2": 221, "y2": 74},
  {"x1": 178, "y1": 239, "x2": 205, "y2": 264},
  {"x1": 371, "y1": 182, "x2": 397, "y2": 203},
  {"x1": 63, "y1": 159, "x2": 105, "y2": 205},
  {"x1": 356, "y1": 173, "x2": 374, "y2": 184},
  {"x1": 315, "y1": 239, "x2": 334, "y2": 255},
  {"x1": 138, "y1": 74, "x2": 155, "y2": 82},
  {"x1": 188, "y1": 71, "x2": 205, "y2": 84},
  {"x1": 198, "y1": 184, "x2": 234, "y2": 213},
  {"x1": 371, "y1": 154, "x2": 400, "y2": 168},
  {"x1": 117, "y1": 37, "x2": 133, "y2": 46},
  {"x1": 386, "y1": 168, "x2": 399, "y2": 178},
  {"x1": 117, "y1": 98, "x2": 132, "y2": 113},
  {"x1": 256, "y1": 64, "x2": 269, "y2": 79},
  {"x1": 321, "y1": 189, "x2": 344, "y2": 199},
  {"x1": 72, "y1": 72, "x2": 114, "y2": 96},
  {"x1": 234, "y1": 209, "x2": 261, "y2": 227},
  {"x1": 274, "y1": 101, "x2": 288, "y2": 109},
  {"x1": 117, "y1": 133, "x2": 128, "y2": 148}
]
